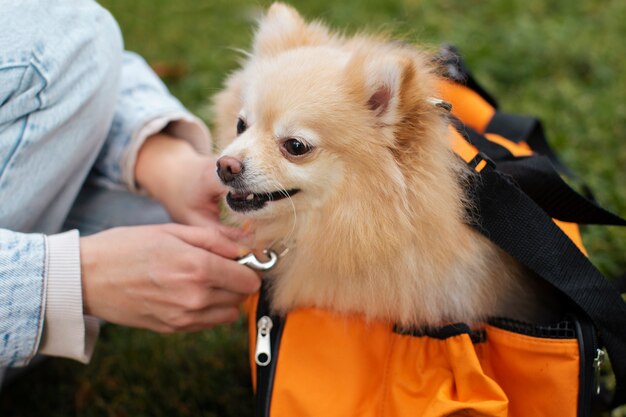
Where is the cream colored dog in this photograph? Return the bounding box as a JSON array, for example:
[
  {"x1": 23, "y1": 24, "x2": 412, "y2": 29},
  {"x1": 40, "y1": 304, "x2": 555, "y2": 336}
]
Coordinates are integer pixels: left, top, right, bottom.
[{"x1": 213, "y1": 3, "x2": 557, "y2": 327}]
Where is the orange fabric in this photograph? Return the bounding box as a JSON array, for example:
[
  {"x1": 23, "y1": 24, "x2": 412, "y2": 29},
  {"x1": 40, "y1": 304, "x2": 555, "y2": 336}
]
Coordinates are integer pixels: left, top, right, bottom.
[
  {"x1": 482, "y1": 325, "x2": 580, "y2": 417},
  {"x1": 248, "y1": 303, "x2": 581, "y2": 417},
  {"x1": 439, "y1": 80, "x2": 495, "y2": 133},
  {"x1": 449, "y1": 126, "x2": 480, "y2": 164},
  {"x1": 484, "y1": 133, "x2": 533, "y2": 157}
]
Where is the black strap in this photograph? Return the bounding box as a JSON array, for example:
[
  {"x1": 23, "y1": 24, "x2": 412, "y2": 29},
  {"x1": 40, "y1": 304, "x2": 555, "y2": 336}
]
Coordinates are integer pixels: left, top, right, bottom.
[
  {"x1": 497, "y1": 156, "x2": 626, "y2": 225},
  {"x1": 612, "y1": 272, "x2": 626, "y2": 294},
  {"x1": 486, "y1": 111, "x2": 577, "y2": 179},
  {"x1": 455, "y1": 120, "x2": 512, "y2": 162},
  {"x1": 454, "y1": 122, "x2": 626, "y2": 226},
  {"x1": 470, "y1": 165, "x2": 626, "y2": 406}
]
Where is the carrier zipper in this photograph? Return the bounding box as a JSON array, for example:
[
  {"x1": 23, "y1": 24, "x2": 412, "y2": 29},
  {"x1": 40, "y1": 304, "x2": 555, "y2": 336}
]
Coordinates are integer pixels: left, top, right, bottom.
[
  {"x1": 574, "y1": 314, "x2": 600, "y2": 417},
  {"x1": 255, "y1": 316, "x2": 273, "y2": 366},
  {"x1": 255, "y1": 282, "x2": 285, "y2": 417},
  {"x1": 593, "y1": 349, "x2": 605, "y2": 395}
]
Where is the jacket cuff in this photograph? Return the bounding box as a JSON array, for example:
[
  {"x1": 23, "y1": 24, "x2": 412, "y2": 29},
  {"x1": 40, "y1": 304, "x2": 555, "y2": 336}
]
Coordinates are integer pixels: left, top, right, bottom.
[
  {"x1": 38, "y1": 230, "x2": 99, "y2": 363},
  {"x1": 0, "y1": 229, "x2": 47, "y2": 367},
  {"x1": 121, "y1": 114, "x2": 212, "y2": 192}
]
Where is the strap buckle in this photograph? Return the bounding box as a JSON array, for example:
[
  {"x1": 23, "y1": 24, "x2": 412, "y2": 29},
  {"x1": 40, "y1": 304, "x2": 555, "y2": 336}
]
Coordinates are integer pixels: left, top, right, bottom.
[{"x1": 468, "y1": 152, "x2": 495, "y2": 172}]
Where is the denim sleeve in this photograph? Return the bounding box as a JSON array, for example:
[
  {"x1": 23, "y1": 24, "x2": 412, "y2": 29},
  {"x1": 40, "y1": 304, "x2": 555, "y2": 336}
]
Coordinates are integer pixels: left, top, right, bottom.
[
  {"x1": 0, "y1": 229, "x2": 46, "y2": 367},
  {"x1": 92, "y1": 51, "x2": 197, "y2": 188}
]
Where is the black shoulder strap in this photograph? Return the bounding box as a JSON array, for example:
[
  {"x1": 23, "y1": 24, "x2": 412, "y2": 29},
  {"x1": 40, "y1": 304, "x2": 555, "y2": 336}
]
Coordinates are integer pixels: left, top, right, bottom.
[
  {"x1": 456, "y1": 122, "x2": 626, "y2": 226},
  {"x1": 470, "y1": 160, "x2": 626, "y2": 406},
  {"x1": 612, "y1": 273, "x2": 626, "y2": 294},
  {"x1": 497, "y1": 155, "x2": 626, "y2": 225},
  {"x1": 485, "y1": 111, "x2": 577, "y2": 179}
]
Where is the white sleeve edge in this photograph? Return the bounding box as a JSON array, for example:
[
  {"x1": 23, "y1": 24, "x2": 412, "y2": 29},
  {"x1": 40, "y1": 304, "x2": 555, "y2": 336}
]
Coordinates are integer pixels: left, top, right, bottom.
[{"x1": 38, "y1": 230, "x2": 99, "y2": 363}]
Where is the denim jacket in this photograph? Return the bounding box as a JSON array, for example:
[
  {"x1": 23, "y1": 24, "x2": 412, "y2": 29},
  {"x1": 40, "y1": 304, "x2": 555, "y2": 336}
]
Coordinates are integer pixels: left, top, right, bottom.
[{"x1": 0, "y1": 0, "x2": 209, "y2": 367}]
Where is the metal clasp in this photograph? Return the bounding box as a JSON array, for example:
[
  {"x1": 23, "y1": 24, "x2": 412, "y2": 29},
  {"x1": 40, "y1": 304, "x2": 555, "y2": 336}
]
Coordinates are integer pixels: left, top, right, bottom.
[{"x1": 237, "y1": 250, "x2": 279, "y2": 271}]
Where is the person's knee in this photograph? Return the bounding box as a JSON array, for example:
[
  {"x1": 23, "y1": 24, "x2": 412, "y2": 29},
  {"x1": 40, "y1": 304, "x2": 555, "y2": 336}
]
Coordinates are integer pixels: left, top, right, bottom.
[
  {"x1": 38, "y1": 2, "x2": 124, "y2": 111},
  {"x1": 0, "y1": 1, "x2": 124, "y2": 232},
  {"x1": 0, "y1": 1, "x2": 123, "y2": 118}
]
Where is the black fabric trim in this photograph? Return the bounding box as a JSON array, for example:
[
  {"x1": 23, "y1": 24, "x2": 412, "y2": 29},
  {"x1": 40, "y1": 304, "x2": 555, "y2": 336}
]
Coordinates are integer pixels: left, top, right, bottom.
[{"x1": 394, "y1": 323, "x2": 486, "y2": 343}]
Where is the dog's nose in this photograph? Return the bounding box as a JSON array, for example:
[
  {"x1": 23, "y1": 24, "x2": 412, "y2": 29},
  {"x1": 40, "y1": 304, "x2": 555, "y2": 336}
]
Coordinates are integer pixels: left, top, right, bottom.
[{"x1": 216, "y1": 156, "x2": 244, "y2": 184}]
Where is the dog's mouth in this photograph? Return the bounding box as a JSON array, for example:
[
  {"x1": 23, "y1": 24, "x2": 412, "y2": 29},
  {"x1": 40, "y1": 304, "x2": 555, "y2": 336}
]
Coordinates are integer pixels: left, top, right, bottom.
[{"x1": 226, "y1": 189, "x2": 300, "y2": 212}]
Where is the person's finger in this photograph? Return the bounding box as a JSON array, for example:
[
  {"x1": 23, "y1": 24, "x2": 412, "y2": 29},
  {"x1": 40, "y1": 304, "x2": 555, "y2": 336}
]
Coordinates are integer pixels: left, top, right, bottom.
[
  {"x1": 190, "y1": 306, "x2": 241, "y2": 328},
  {"x1": 183, "y1": 212, "x2": 221, "y2": 228},
  {"x1": 197, "y1": 251, "x2": 261, "y2": 294},
  {"x1": 169, "y1": 307, "x2": 242, "y2": 332},
  {"x1": 217, "y1": 224, "x2": 254, "y2": 248},
  {"x1": 203, "y1": 288, "x2": 249, "y2": 307},
  {"x1": 165, "y1": 223, "x2": 241, "y2": 259},
  {"x1": 172, "y1": 287, "x2": 248, "y2": 311}
]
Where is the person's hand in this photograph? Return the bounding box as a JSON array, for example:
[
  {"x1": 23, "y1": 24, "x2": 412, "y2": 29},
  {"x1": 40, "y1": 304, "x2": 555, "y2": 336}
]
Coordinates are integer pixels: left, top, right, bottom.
[
  {"x1": 80, "y1": 223, "x2": 260, "y2": 332},
  {"x1": 135, "y1": 132, "x2": 225, "y2": 227}
]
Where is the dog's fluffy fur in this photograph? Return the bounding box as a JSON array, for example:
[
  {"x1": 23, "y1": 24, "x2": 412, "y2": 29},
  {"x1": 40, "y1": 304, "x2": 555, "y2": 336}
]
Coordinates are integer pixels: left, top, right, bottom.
[{"x1": 213, "y1": 3, "x2": 556, "y2": 327}]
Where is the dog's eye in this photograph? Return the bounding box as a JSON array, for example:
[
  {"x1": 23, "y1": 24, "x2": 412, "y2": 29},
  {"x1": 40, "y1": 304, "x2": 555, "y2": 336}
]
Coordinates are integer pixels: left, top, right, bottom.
[
  {"x1": 236, "y1": 118, "x2": 247, "y2": 135},
  {"x1": 282, "y1": 138, "x2": 311, "y2": 156}
]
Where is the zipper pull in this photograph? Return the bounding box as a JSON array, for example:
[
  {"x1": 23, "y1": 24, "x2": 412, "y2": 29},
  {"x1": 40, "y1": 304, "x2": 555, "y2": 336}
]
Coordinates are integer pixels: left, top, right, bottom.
[
  {"x1": 255, "y1": 316, "x2": 273, "y2": 367},
  {"x1": 593, "y1": 348, "x2": 605, "y2": 395}
]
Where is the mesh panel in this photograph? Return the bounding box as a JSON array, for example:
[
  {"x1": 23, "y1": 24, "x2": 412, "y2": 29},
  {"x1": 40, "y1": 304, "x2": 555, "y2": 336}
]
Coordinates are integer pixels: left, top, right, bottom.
[{"x1": 488, "y1": 317, "x2": 576, "y2": 339}]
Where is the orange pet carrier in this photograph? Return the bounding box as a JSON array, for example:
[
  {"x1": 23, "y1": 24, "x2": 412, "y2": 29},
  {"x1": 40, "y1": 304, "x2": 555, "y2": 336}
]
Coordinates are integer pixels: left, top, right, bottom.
[{"x1": 243, "y1": 46, "x2": 626, "y2": 417}]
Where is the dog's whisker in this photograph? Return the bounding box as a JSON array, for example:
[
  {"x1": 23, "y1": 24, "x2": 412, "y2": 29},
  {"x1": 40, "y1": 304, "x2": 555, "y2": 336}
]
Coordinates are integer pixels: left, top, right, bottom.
[{"x1": 268, "y1": 178, "x2": 298, "y2": 250}]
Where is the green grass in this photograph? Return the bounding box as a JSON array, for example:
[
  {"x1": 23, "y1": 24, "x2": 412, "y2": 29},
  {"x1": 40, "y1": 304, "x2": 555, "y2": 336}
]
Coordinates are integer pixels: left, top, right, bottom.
[{"x1": 1, "y1": 0, "x2": 624, "y2": 416}]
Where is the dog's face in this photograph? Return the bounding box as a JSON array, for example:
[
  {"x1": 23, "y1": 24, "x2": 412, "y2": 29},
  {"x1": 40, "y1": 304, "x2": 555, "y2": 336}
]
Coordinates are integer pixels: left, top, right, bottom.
[
  {"x1": 215, "y1": 4, "x2": 441, "y2": 224},
  {"x1": 217, "y1": 47, "x2": 351, "y2": 219}
]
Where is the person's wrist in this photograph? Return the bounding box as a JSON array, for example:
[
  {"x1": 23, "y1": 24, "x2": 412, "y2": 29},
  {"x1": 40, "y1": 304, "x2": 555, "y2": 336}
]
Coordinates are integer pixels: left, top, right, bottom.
[
  {"x1": 79, "y1": 234, "x2": 100, "y2": 317},
  {"x1": 135, "y1": 133, "x2": 205, "y2": 204}
]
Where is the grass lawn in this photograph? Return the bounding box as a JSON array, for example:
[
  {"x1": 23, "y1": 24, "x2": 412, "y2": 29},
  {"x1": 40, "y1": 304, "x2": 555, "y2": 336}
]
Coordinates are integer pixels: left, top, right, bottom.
[{"x1": 1, "y1": 0, "x2": 624, "y2": 416}]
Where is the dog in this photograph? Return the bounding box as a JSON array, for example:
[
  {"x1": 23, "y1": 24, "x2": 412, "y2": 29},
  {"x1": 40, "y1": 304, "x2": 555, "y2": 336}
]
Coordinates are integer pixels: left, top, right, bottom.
[{"x1": 212, "y1": 3, "x2": 561, "y2": 327}]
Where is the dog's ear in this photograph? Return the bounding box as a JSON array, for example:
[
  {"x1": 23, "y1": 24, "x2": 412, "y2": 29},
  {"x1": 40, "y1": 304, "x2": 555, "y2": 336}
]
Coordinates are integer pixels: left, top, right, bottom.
[
  {"x1": 351, "y1": 51, "x2": 415, "y2": 127},
  {"x1": 253, "y1": 3, "x2": 331, "y2": 58}
]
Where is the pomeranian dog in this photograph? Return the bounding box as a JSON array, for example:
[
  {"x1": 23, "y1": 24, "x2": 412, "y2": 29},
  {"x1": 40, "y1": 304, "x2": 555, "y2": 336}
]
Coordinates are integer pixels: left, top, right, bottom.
[{"x1": 213, "y1": 3, "x2": 559, "y2": 327}]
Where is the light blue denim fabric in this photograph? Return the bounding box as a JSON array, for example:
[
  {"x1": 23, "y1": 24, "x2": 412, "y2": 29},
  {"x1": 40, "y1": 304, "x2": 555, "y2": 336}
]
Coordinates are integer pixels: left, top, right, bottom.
[
  {"x1": 0, "y1": 0, "x2": 194, "y2": 369},
  {"x1": 93, "y1": 51, "x2": 196, "y2": 188},
  {"x1": 0, "y1": 230, "x2": 46, "y2": 367}
]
